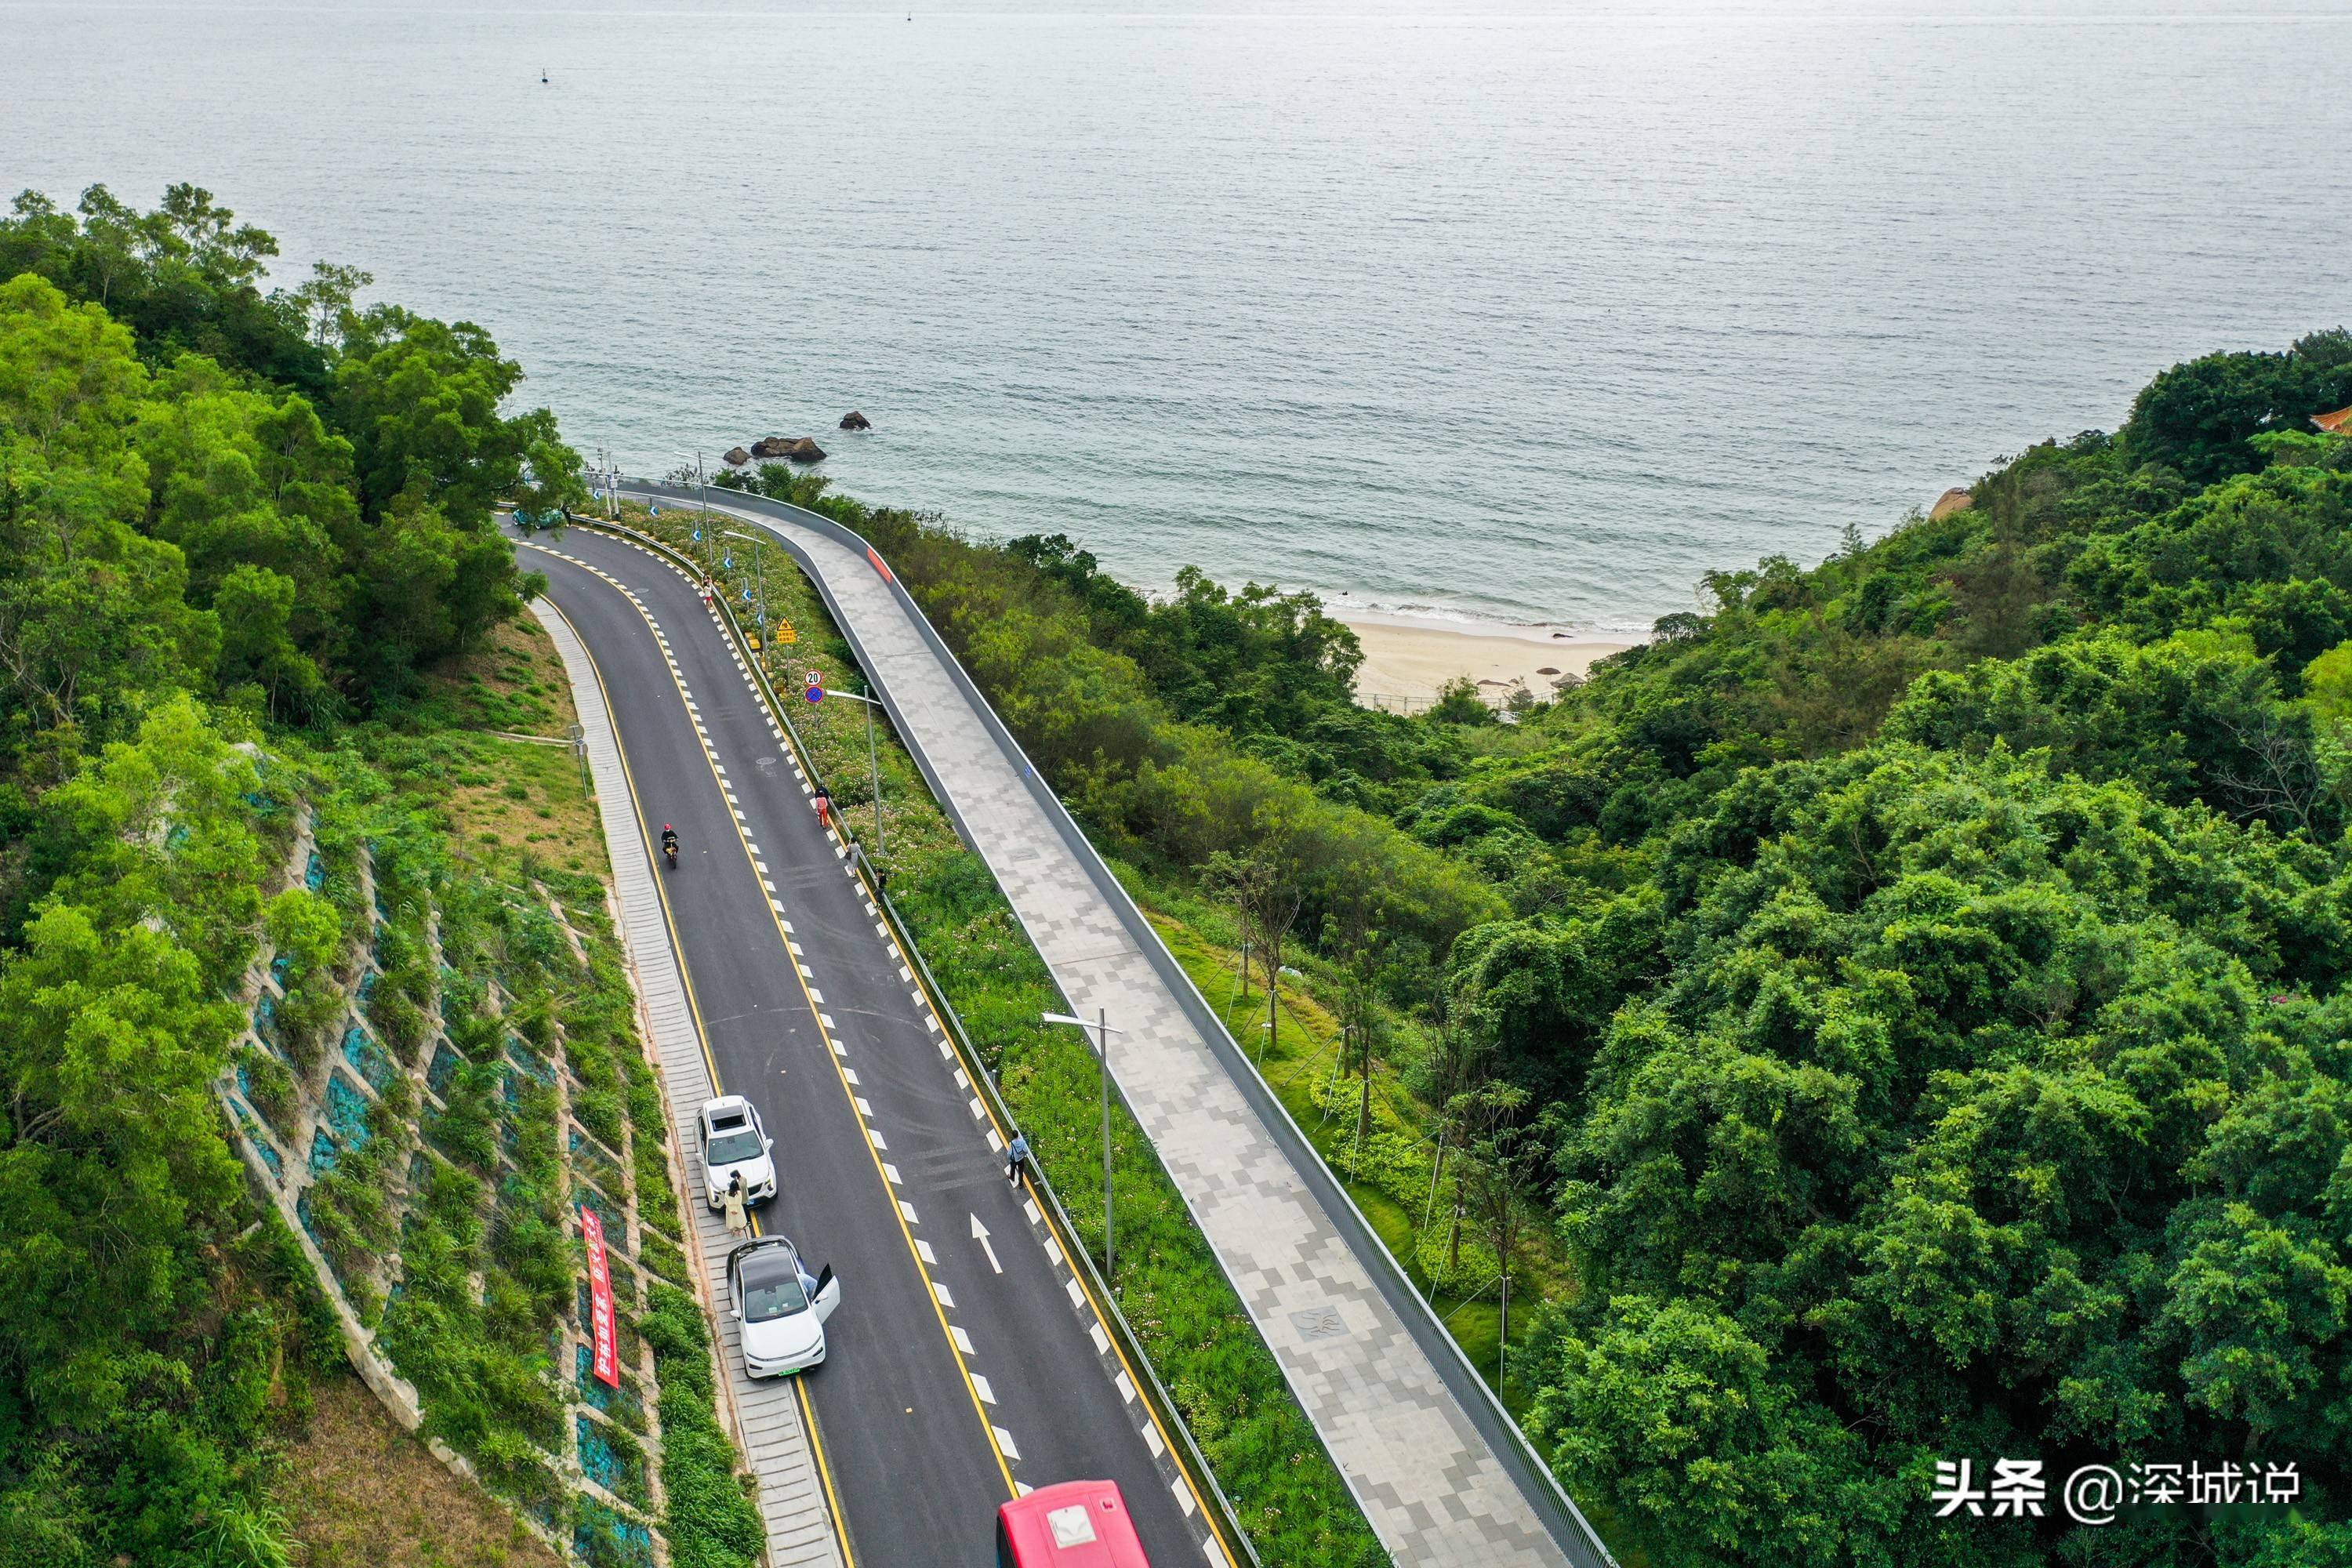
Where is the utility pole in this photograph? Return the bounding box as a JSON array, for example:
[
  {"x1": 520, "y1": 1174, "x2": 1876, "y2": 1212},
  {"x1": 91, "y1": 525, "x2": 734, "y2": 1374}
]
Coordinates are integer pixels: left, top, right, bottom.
[
  {"x1": 724, "y1": 529, "x2": 768, "y2": 655},
  {"x1": 1043, "y1": 1010, "x2": 1126, "y2": 1281},
  {"x1": 671, "y1": 448, "x2": 714, "y2": 575},
  {"x1": 804, "y1": 676, "x2": 887, "y2": 856},
  {"x1": 696, "y1": 450, "x2": 711, "y2": 576}
]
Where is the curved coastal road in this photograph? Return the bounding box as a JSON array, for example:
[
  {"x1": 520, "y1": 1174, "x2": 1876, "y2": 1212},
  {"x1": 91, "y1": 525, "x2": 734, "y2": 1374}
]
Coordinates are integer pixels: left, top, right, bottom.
[
  {"x1": 521, "y1": 526, "x2": 1214, "y2": 1566},
  {"x1": 598, "y1": 480, "x2": 1610, "y2": 1568}
]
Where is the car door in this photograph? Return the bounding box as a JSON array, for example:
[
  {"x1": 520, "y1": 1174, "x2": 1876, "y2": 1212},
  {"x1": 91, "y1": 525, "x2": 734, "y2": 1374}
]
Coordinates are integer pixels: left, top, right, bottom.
[
  {"x1": 752, "y1": 1106, "x2": 775, "y2": 1189},
  {"x1": 811, "y1": 1263, "x2": 840, "y2": 1324}
]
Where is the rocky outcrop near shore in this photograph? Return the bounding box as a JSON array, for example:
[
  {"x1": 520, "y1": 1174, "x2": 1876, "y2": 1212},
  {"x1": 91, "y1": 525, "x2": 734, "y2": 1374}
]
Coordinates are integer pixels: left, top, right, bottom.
[
  {"x1": 746, "y1": 435, "x2": 827, "y2": 463},
  {"x1": 839, "y1": 410, "x2": 871, "y2": 430}
]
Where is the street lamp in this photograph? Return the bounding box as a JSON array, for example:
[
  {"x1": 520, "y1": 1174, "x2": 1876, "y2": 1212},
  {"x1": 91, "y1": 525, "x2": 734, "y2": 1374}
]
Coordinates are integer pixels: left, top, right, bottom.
[
  {"x1": 592, "y1": 442, "x2": 619, "y2": 520},
  {"x1": 803, "y1": 673, "x2": 887, "y2": 856},
  {"x1": 670, "y1": 448, "x2": 713, "y2": 575},
  {"x1": 1042, "y1": 1010, "x2": 1125, "y2": 1280}
]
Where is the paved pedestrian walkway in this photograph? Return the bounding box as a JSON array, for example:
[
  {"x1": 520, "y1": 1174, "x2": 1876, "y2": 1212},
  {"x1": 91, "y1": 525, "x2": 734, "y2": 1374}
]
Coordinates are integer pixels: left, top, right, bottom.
[
  {"x1": 535, "y1": 600, "x2": 848, "y2": 1568},
  {"x1": 612, "y1": 487, "x2": 1610, "y2": 1568}
]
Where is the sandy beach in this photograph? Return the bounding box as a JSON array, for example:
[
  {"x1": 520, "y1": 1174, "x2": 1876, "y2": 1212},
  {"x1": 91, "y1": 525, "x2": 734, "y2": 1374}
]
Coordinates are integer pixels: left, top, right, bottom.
[{"x1": 1343, "y1": 614, "x2": 1640, "y2": 711}]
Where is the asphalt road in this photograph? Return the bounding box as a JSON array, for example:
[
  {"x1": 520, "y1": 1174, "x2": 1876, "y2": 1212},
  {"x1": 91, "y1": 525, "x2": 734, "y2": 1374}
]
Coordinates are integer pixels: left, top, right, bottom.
[{"x1": 521, "y1": 526, "x2": 1203, "y2": 1568}]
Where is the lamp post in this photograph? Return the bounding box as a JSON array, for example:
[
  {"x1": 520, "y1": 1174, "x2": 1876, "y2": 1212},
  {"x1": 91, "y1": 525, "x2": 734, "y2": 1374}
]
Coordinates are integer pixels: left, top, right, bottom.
[
  {"x1": 803, "y1": 673, "x2": 887, "y2": 856},
  {"x1": 1042, "y1": 1010, "x2": 1125, "y2": 1280},
  {"x1": 671, "y1": 448, "x2": 713, "y2": 575},
  {"x1": 591, "y1": 443, "x2": 619, "y2": 520}
]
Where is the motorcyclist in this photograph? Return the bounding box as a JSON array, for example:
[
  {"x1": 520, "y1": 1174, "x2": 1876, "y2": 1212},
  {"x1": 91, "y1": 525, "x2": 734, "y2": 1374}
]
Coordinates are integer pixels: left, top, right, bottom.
[{"x1": 660, "y1": 824, "x2": 678, "y2": 866}]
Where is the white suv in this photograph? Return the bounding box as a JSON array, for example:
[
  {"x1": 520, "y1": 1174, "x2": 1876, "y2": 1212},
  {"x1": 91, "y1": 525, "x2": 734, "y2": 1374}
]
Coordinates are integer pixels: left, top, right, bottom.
[
  {"x1": 698, "y1": 1095, "x2": 776, "y2": 1210},
  {"x1": 728, "y1": 1236, "x2": 841, "y2": 1377}
]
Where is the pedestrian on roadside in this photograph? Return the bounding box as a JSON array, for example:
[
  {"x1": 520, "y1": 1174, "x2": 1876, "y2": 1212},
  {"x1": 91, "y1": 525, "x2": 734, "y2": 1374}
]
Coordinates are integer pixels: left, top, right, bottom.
[
  {"x1": 723, "y1": 1170, "x2": 750, "y2": 1239},
  {"x1": 1004, "y1": 1133, "x2": 1030, "y2": 1185},
  {"x1": 814, "y1": 787, "x2": 833, "y2": 830}
]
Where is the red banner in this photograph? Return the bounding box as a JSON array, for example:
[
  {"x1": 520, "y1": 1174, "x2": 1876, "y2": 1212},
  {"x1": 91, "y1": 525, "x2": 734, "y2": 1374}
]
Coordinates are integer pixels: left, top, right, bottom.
[{"x1": 580, "y1": 1203, "x2": 620, "y2": 1388}]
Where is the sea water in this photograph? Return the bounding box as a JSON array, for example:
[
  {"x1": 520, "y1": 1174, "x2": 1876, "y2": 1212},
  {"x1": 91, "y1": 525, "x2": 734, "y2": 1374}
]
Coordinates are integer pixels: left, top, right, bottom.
[{"x1": 4, "y1": 0, "x2": 2347, "y2": 630}]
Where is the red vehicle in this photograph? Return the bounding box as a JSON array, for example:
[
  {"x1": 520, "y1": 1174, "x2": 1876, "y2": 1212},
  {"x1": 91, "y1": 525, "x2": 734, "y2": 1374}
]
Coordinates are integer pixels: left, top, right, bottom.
[{"x1": 996, "y1": 1481, "x2": 1149, "y2": 1568}]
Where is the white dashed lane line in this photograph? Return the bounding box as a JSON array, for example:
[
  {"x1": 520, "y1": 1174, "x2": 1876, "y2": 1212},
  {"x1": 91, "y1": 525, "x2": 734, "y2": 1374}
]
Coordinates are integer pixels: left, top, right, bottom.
[
  {"x1": 528, "y1": 540, "x2": 1032, "y2": 1473},
  {"x1": 535, "y1": 529, "x2": 1231, "y2": 1552}
]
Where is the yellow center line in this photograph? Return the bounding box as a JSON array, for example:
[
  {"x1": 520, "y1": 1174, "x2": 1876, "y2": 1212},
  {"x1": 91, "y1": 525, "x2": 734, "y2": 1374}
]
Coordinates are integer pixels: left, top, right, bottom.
[
  {"x1": 795, "y1": 1372, "x2": 853, "y2": 1545},
  {"x1": 535, "y1": 586, "x2": 861, "y2": 1566},
  {"x1": 621, "y1": 523, "x2": 1233, "y2": 1548},
  {"x1": 899, "y1": 950, "x2": 1234, "y2": 1545},
  {"x1": 528, "y1": 542, "x2": 1020, "y2": 1498}
]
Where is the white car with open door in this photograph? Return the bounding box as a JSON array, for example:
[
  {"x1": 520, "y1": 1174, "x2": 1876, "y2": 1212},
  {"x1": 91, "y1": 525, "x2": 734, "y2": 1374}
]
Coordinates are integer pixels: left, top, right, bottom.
[
  {"x1": 699, "y1": 1094, "x2": 776, "y2": 1210},
  {"x1": 728, "y1": 1236, "x2": 840, "y2": 1377}
]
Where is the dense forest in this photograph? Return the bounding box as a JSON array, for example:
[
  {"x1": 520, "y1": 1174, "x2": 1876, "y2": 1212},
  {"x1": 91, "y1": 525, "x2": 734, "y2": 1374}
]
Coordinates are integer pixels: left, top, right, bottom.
[
  {"x1": 0, "y1": 186, "x2": 586, "y2": 1563},
  {"x1": 725, "y1": 332, "x2": 2352, "y2": 1566}
]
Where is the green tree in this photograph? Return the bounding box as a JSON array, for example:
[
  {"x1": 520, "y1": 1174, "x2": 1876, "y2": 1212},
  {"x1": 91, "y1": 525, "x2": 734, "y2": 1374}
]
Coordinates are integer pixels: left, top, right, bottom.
[
  {"x1": 1426, "y1": 675, "x2": 1494, "y2": 726},
  {"x1": 283, "y1": 259, "x2": 372, "y2": 350},
  {"x1": 2120, "y1": 331, "x2": 2352, "y2": 485},
  {"x1": 1205, "y1": 841, "x2": 1303, "y2": 1065},
  {"x1": 513, "y1": 426, "x2": 587, "y2": 526},
  {"x1": 1524, "y1": 1295, "x2": 1910, "y2": 1568}
]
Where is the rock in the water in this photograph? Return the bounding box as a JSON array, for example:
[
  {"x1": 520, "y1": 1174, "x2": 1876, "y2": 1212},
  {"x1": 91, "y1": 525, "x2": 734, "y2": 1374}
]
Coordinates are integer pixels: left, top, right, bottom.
[
  {"x1": 748, "y1": 435, "x2": 826, "y2": 463},
  {"x1": 839, "y1": 410, "x2": 872, "y2": 431},
  {"x1": 723, "y1": 446, "x2": 752, "y2": 466}
]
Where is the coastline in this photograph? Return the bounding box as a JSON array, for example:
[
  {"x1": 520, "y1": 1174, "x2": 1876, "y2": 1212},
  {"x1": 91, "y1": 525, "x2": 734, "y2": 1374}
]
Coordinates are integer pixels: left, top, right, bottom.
[{"x1": 1340, "y1": 611, "x2": 1640, "y2": 710}]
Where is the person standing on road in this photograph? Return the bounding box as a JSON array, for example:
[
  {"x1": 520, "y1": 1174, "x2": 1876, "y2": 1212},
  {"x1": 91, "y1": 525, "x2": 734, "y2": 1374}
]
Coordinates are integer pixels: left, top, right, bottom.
[
  {"x1": 813, "y1": 786, "x2": 833, "y2": 831},
  {"x1": 1004, "y1": 1133, "x2": 1030, "y2": 1185},
  {"x1": 723, "y1": 1171, "x2": 750, "y2": 1239}
]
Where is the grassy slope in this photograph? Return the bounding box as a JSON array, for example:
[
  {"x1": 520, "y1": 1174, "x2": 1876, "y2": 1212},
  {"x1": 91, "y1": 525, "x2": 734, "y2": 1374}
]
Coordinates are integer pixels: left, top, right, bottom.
[
  {"x1": 1145, "y1": 910, "x2": 1526, "y2": 1406},
  {"x1": 429, "y1": 615, "x2": 607, "y2": 869},
  {"x1": 278, "y1": 1373, "x2": 564, "y2": 1568},
  {"x1": 270, "y1": 617, "x2": 605, "y2": 1558},
  {"x1": 274, "y1": 605, "x2": 760, "y2": 1565}
]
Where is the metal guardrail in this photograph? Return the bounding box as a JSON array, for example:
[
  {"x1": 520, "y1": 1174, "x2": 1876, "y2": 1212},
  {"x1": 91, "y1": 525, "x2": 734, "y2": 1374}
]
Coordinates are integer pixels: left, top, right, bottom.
[
  {"x1": 882, "y1": 889, "x2": 1265, "y2": 1568},
  {"x1": 598, "y1": 481, "x2": 1619, "y2": 1568},
  {"x1": 551, "y1": 509, "x2": 1261, "y2": 1568}
]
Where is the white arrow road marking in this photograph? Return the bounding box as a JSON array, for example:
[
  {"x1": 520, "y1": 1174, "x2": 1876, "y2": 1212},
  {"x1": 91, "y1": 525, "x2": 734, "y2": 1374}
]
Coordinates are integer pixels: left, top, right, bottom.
[{"x1": 971, "y1": 1214, "x2": 1002, "y2": 1275}]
